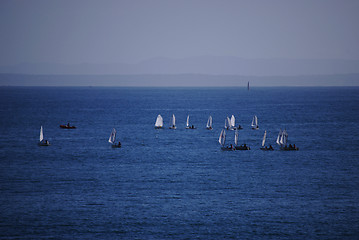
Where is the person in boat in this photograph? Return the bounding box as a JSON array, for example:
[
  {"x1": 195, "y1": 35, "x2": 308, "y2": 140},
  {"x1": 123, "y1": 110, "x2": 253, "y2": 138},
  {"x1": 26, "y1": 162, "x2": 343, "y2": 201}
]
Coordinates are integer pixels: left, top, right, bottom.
[
  {"x1": 118, "y1": 141, "x2": 121, "y2": 147},
  {"x1": 67, "y1": 122, "x2": 70, "y2": 127},
  {"x1": 238, "y1": 124, "x2": 242, "y2": 129},
  {"x1": 293, "y1": 144, "x2": 296, "y2": 149},
  {"x1": 191, "y1": 125, "x2": 194, "y2": 129},
  {"x1": 289, "y1": 144, "x2": 293, "y2": 149},
  {"x1": 269, "y1": 145, "x2": 273, "y2": 150}
]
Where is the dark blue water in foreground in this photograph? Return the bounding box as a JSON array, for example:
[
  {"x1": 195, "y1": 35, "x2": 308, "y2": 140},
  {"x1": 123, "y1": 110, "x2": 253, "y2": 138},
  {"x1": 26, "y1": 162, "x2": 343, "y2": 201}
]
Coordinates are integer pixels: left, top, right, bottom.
[{"x1": 1, "y1": 87, "x2": 359, "y2": 239}]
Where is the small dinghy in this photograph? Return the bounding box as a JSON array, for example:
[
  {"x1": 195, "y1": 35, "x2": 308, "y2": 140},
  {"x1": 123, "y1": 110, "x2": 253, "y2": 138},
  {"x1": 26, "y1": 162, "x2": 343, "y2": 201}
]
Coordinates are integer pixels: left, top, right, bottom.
[
  {"x1": 251, "y1": 115, "x2": 259, "y2": 130},
  {"x1": 155, "y1": 115, "x2": 163, "y2": 129},
  {"x1": 219, "y1": 129, "x2": 234, "y2": 151},
  {"x1": 276, "y1": 129, "x2": 298, "y2": 151},
  {"x1": 60, "y1": 123, "x2": 76, "y2": 129},
  {"x1": 109, "y1": 128, "x2": 121, "y2": 148},
  {"x1": 260, "y1": 130, "x2": 274, "y2": 151},
  {"x1": 234, "y1": 130, "x2": 250, "y2": 150},
  {"x1": 185, "y1": 115, "x2": 196, "y2": 129},
  {"x1": 169, "y1": 114, "x2": 176, "y2": 129},
  {"x1": 38, "y1": 126, "x2": 50, "y2": 146},
  {"x1": 206, "y1": 116, "x2": 213, "y2": 130}
]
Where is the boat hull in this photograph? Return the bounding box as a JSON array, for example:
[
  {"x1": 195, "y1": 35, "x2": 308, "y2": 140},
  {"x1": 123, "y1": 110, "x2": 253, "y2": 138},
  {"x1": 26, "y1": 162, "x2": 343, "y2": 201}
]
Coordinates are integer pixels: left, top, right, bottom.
[
  {"x1": 280, "y1": 147, "x2": 299, "y2": 151},
  {"x1": 112, "y1": 145, "x2": 121, "y2": 148},
  {"x1": 235, "y1": 145, "x2": 250, "y2": 150},
  {"x1": 60, "y1": 125, "x2": 76, "y2": 129},
  {"x1": 154, "y1": 126, "x2": 163, "y2": 129},
  {"x1": 221, "y1": 146, "x2": 235, "y2": 151},
  {"x1": 260, "y1": 147, "x2": 274, "y2": 151},
  {"x1": 38, "y1": 142, "x2": 50, "y2": 146}
]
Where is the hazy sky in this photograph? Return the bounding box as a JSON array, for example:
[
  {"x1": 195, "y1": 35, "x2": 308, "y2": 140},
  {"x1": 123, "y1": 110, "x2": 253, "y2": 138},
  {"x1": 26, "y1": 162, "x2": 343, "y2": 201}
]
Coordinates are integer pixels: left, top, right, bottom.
[{"x1": 1, "y1": 0, "x2": 359, "y2": 66}]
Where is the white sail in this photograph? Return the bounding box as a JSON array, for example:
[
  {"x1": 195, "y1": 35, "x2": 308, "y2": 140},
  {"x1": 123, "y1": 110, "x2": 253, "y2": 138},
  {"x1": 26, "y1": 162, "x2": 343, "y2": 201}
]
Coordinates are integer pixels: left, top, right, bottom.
[
  {"x1": 169, "y1": 114, "x2": 176, "y2": 128},
  {"x1": 172, "y1": 114, "x2": 176, "y2": 126},
  {"x1": 155, "y1": 115, "x2": 163, "y2": 127},
  {"x1": 225, "y1": 117, "x2": 231, "y2": 129},
  {"x1": 39, "y1": 126, "x2": 44, "y2": 142},
  {"x1": 219, "y1": 129, "x2": 226, "y2": 146},
  {"x1": 262, "y1": 130, "x2": 267, "y2": 147},
  {"x1": 108, "y1": 128, "x2": 116, "y2": 144},
  {"x1": 206, "y1": 116, "x2": 212, "y2": 128},
  {"x1": 234, "y1": 130, "x2": 238, "y2": 146},
  {"x1": 231, "y1": 115, "x2": 235, "y2": 128},
  {"x1": 251, "y1": 115, "x2": 258, "y2": 128},
  {"x1": 276, "y1": 129, "x2": 282, "y2": 145},
  {"x1": 279, "y1": 130, "x2": 287, "y2": 145},
  {"x1": 186, "y1": 115, "x2": 190, "y2": 127}
]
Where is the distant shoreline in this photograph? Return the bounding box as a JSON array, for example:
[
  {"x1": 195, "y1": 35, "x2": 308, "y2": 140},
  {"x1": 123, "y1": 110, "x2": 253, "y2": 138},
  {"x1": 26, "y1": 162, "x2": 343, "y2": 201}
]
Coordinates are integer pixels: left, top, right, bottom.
[{"x1": 1, "y1": 73, "x2": 358, "y2": 87}]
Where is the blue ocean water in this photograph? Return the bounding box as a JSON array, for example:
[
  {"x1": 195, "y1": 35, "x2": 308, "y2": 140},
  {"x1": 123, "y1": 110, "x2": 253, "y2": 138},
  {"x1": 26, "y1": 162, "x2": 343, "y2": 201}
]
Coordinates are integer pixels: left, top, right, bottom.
[{"x1": 0, "y1": 86, "x2": 359, "y2": 239}]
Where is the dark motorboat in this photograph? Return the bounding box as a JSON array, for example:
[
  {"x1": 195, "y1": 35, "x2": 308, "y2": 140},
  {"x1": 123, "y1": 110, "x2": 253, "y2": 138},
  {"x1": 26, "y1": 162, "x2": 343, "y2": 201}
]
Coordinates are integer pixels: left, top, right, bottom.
[{"x1": 60, "y1": 123, "x2": 76, "y2": 129}]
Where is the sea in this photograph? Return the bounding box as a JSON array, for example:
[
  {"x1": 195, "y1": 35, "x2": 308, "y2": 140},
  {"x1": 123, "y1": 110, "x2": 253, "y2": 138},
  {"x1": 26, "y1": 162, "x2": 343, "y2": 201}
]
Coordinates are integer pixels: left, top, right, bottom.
[{"x1": 0, "y1": 86, "x2": 359, "y2": 239}]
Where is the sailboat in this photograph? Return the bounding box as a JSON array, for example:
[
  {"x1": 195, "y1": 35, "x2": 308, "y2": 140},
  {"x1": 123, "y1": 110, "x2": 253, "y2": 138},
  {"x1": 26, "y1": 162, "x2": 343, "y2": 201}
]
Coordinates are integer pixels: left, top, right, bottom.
[
  {"x1": 251, "y1": 115, "x2": 259, "y2": 130},
  {"x1": 185, "y1": 115, "x2": 196, "y2": 129},
  {"x1": 38, "y1": 126, "x2": 50, "y2": 146},
  {"x1": 260, "y1": 130, "x2": 273, "y2": 151},
  {"x1": 155, "y1": 114, "x2": 163, "y2": 129},
  {"x1": 234, "y1": 129, "x2": 250, "y2": 150},
  {"x1": 206, "y1": 116, "x2": 213, "y2": 130},
  {"x1": 109, "y1": 128, "x2": 121, "y2": 148},
  {"x1": 169, "y1": 114, "x2": 176, "y2": 129},
  {"x1": 230, "y1": 115, "x2": 237, "y2": 130},
  {"x1": 276, "y1": 129, "x2": 298, "y2": 151},
  {"x1": 219, "y1": 129, "x2": 234, "y2": 151},
  {"x1": 224, "y1": 117, "x2": 231, "y2": 130}
]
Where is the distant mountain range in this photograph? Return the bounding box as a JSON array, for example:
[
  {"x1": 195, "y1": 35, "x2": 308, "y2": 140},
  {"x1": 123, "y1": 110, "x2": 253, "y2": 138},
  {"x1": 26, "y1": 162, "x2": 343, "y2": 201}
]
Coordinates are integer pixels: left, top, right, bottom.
[{"x1": 1, "y1": 56, "x2": 359, "y2": 76}]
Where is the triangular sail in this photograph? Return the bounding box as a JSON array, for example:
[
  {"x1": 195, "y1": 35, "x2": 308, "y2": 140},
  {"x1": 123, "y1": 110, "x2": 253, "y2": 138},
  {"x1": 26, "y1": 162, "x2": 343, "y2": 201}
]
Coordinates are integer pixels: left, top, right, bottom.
[
  {"x1": 219, "y1": 129, "x2": 226, "y2": 146},
  {"x1": 206, "y1": 116, "x2": 212, "y2": 128},
  {"x1": 276, "y1": 129, "x2": 282, "y2": 145},
  {"x1": 186, "y1": 115, "x2": 189, "y2": 127},
  {"x1": 279, "y1": 130, "x2": 287, "y2": 146},
  {"x1": 234, "y1": 130, "x2": 238, "y2": 146},
  {"x1": 155, "y1": 115, "x2": 163, "y2": 127},
  {"x1": 40, "y1": 126, "x2": 44, "y2": 142},
  {"x1": 262, "y1": 130, "x2": 267, "y2": 147},
  {"x1": 172, "y1": 114, "x2": 176, "y2": 126},
  {"x1": 231, "y1": 115, "x2": 235, "y2": 128},
  {"x1": 108, "y1": 128, "x2": 116, "y2": 144},
  {"x1": 251, "y1": 115, "x2": 258, "y2": 128}
]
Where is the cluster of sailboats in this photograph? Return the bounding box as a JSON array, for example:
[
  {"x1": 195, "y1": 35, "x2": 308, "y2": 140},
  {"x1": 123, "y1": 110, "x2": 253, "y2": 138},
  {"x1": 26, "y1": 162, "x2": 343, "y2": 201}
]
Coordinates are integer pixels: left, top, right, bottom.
[
  {"x1": 154, "y1": 114, "x2": 298, "y2": 151},
  {"x1": 38, "y1": 114, "x2": 298, "y2": 151},
  {"x1": 154, "y1": 114, "x2": 257, "y2": 131}
]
